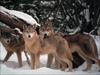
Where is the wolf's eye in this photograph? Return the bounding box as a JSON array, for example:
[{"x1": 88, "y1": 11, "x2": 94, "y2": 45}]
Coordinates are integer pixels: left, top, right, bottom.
[{"x1": 6, "y1": 39, "x2": 10, "y2": 43}]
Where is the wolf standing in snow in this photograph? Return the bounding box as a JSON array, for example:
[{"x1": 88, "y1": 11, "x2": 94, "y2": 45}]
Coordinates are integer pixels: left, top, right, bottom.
[
  {"x1": 0, "y1": 31, "x2": 26, "y2": 67},
  {"x1": 63, "y1": 33, "x2": 100, "y2": 71},
  {"x1": 22, "y1": 23, "x2": 73, "y2": 71},
  {"x1": 22, "y1": 25, "x2": 41, "y2": 69},
  {"x1": 40, "y1": 20, "x2": 100, "y2": 71}
]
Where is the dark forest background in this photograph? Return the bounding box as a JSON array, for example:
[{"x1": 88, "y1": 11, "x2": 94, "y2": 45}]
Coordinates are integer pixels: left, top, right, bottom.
[{"x1": 0, "y1": 0, "x2": 100, "y2": 35}]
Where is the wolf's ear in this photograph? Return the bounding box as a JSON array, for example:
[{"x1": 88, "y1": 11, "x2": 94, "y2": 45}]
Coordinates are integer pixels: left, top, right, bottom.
[
  {"x1": 33, "y1": 24, "x2": 40, "y2": 34},
  {"x1": 33, "y1": 24, "x2": 38, "y2": 29},
  {"x1": 49, "y1": 21, "x2": 53, "y2": 27},
  {"x1": 47, "y1": 21, "x2": 53, "y2": 28},
  {"x1": 36, "y1": 26, "x2": 40, "y2": 35},
  {"x1": 45, "y1": 20, "x2": 53, "y2": 27}
]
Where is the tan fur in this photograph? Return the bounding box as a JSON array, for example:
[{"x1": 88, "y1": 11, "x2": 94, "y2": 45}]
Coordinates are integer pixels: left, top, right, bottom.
[
  {"x1": 22, "y1": 24, "x2": 73, "y2": 71},
  {"x1": 40, "y1": 21, "x2": 73, "y2": 71},
  {"x1": 22, "y1": 25, "x2": 41, "y2": 69},
  {"x1": 54, "y1": 32, "x2": 100, "y2": 71},
  {"x1": 41, "y1": 21, "x2": 100, "y2": 71},
  {"x1": 63, "y1": 33, "x2": 100, "y2": 71}
]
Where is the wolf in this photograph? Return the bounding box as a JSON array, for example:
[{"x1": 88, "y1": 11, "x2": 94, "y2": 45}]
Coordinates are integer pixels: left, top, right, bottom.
[
  {"x1": 40, "y1": 21, "x2": 100, "y2": 71},
  {"x1": 22, "y1": 25, "x2": 41, "y2": 69},
  {"x1": 22, "y1": 24, "x2": 73, "y2": 71},
  {"x1": 63, "y1": 33, "x2": 100, "y2": 71},
  {"x1": 0, "y1": 31, "x2": 29, "y2": 67}
]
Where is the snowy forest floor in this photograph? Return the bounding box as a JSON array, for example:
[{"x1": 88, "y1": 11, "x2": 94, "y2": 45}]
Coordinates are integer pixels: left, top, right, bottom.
[{"x1": 0, "y1": 35, "x2": 100, "y2": 75}]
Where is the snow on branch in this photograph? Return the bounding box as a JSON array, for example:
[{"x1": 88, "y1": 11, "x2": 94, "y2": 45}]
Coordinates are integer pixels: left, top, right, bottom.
[
  {"x1": 0, "y1": 6, "x2": 40, "y2": 26},
  {"x1": 0, "y1": 11, "x2": 27, "y2": 31},
  {"x1": 67, "y1": 26, "x2": 81, "y2": 35}
]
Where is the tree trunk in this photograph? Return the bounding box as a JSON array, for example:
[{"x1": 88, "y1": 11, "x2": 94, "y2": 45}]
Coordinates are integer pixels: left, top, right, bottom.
[
  {"x1": 0, "y1": 25, "x2": 19, "y2": 35},
  {"x1": 0, "y1": 11, "x2": 27, "y2": 31}
]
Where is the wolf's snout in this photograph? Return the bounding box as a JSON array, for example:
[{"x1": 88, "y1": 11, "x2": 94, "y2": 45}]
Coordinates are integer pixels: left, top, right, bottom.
[
  {"x1": 7, "y1": 40, "x2": 10, "y2": 43},
  {"x1": 44, "y1": 33, "x2": 47, "y2": 38},
  {"x1": 28, "y1": 35, "x2": 31, "y2": 38}
]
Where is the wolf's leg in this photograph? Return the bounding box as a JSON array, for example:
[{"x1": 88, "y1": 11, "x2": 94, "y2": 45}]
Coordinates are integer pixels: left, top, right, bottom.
[
  {"x1": 96, "y1": 59, "x2": 100, "y2": 67},
  {"x1": 97, "y1": 59, "x2": 100, "y2": 71},
  {"x1": 93, "y1": 58, "x2": 100, "y2": 71},
  {"x1": 47, "y1": 54, "x2": 53, "y2": 68},
  {"x1": 60, "y1": 62, "x2": 68, "y2": 71},
  {"x1": 77, "y1": 50, "x2": 92, "y2": 71},
  {"x1": 54, "y1": 58, "x2": 61, "y2": 69},
  {"x1": 24, "y1": 51, "x2": 30, "y2": 65},
  {"x1": 3, "y1": 51, "x2": 13, "y2": 63},
  {"x1": 30, "y1": 54, "x2": 35, "y2": 69},
  {"x1": 56, "y1": 54, "x2": 72, "y2": 72},
  {"x1": 34, "y1": 53, "x2": 40, "y2": 69},
  {"x1": 61, "y1": 57, "x2": 73, "y2": 72},
  {"x1": 83, "y1": 60, "x2": 92, "y2": 71},
  {"x1": 16, "y1": 51, "x2": 22, "y2": 67},
  {"x1": 55, "y1": 58, "x2": 67, "y2": 71},
  {"x1": 66, "y1": 59, "x2": 73, "y2": 72}
]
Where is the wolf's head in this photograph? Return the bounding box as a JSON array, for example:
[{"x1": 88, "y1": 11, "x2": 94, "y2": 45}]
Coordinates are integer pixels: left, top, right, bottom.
[
  {"x1": 22, "y1": 25, "x2": 38, "y2": 40},
  {"x1": 0, "y1": 32, "x2": 12, "y2": 44},
  {"x1": 39, "y1": 21, "x2": 54, "y2": 38}
]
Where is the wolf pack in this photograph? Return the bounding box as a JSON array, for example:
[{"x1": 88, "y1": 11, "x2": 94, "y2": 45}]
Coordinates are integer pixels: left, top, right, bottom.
[{"x1": 0, "y1": 20, "x2": 100, "y2": 72}]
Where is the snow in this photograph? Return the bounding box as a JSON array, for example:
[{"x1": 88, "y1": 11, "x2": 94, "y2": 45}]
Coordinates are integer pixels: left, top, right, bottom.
[
  {"x1": 0, "y1": 37, "x2": 100, "y2": 75},
  {"x1": 84, "y1": 9, "x2": 90, "y2": 22},
  {"x1": 67, "y1": 27, "x2": 81, "y2": 35},
  {"x1": 80, "y1": 9, "x2": 90, "y2": 22},
  {"x1": 0, "y1": 6, "x2": 40, "y2": 26}
]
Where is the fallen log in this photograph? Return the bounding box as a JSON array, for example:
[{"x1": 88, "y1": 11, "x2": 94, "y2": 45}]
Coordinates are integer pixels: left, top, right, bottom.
[
  {"x1": 0, "y1": 25, "x2": 21, "y2": 35},
  {"x1": 0, "y1": 11, "x2": 27, "y2": 31}
]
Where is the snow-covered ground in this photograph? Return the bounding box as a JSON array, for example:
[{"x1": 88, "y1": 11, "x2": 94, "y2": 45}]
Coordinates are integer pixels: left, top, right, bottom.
[{"x1": 0, "y1": 35, "x2": 100, "y2": 75}]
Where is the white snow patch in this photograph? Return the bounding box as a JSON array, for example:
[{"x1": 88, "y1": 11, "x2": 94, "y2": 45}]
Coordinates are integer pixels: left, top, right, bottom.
[
  {"x1": 66, "y1": 16, "x2": 70, "y2": 21},
  {"x1": 85, "y1": 9, "x2": 90, "y2": 22}
]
